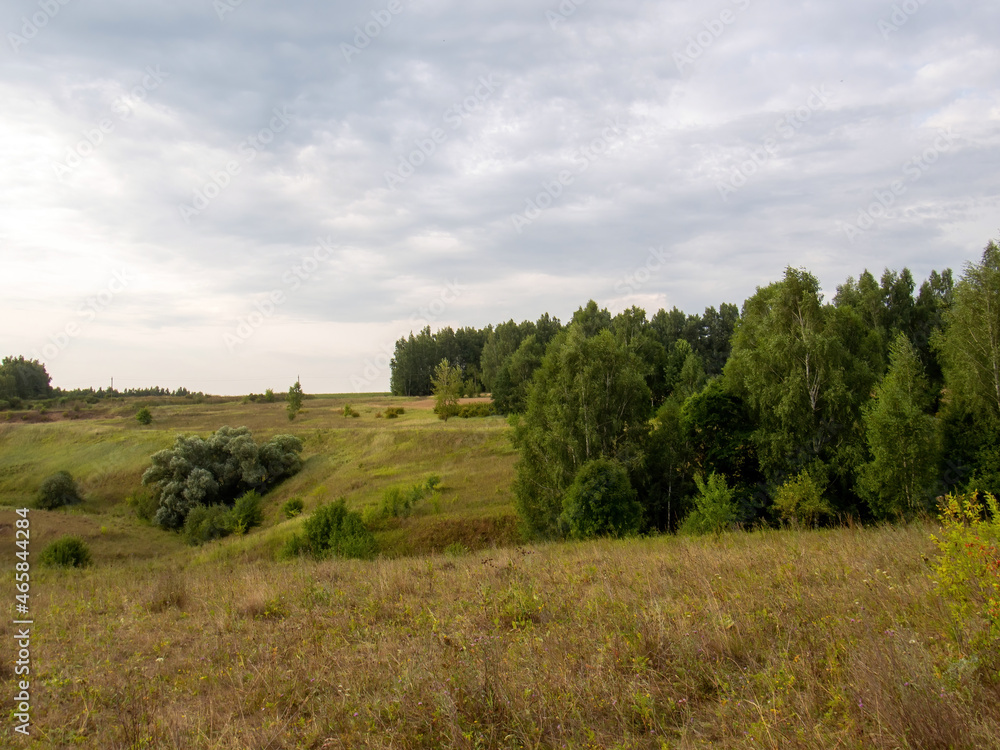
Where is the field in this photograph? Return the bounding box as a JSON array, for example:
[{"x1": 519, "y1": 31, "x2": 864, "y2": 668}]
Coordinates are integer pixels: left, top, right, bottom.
[{"x1": 1, "y1": 395, "x2": 998, "y2": 748}]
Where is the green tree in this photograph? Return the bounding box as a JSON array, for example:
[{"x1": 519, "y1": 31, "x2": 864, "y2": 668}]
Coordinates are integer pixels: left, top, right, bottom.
[
  {"x1": 136, "y1": 406, "x2": 152, "y2": 425},
  {"x1": 491, "y1": 335, "x2": 544, "y2": 414},
  {"x1": 560, "y1": 457, "x2": 643, "y2": 539},
  {"x1": 724, "y1": 267, "x2": 875, "y2": 509},
  {"x1": 0, "y1": 356, "x2": 52, "y2": 400},
  {"x1": 858, "y1": 333, "x2": 941, "y2": 518},
  {"x1": 773, "y1": 469, "x2": 832, "y2": 527},
  {"x1": 680, "y1": 472, "x2": 737, "y2": 536},
  {"x1": 512, "y1": 326, "x2": 651, "y2": 537},
  {"x1": 934, "y1": 241, "x2": 1000, "y2": 425},
  {"x1": 431, "y1": 359, "x2": 463, "y2": 420},
  {"x1": 286, "y1": 380, "x2": 303, "y2": 421},
  {"x1": 142, "y1": 426, "x2": 302, "y2": 529}
]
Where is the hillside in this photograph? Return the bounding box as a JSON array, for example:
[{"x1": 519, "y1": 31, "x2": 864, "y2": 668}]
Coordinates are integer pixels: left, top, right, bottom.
[{"x1": 0, "y1": 395, "x2": 997, "y2": 748}]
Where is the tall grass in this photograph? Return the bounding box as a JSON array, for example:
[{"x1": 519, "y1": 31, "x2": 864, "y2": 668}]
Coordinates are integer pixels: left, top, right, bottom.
[{"x1": 4, "y1": 523, "x2": 998, "y2": 748}]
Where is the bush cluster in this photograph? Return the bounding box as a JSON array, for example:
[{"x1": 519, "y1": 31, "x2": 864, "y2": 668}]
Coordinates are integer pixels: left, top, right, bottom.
[
  {"x1": 36, "y1": 471, "x2": 84, "y2": 510},
  {"x1": 375, "y1": 476, "x2": 441, "y2": 519},
  {"x1": 457, "y1": 402, "x2": 495, "y2": 418},
  {"x1": 182, "y1": 490, "x2": 264, "y2": 545},
  {"x1": 39, "y1": 536, "x2": 92, "y2": 568},
  {"x1": 283, "y1": 499, "x2": 377, "y2": 559}
]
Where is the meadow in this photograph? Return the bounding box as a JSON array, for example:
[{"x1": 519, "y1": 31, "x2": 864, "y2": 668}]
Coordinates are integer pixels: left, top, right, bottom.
[{"x1": 0, "y1": 395, "x2": 997, "y2": 748}]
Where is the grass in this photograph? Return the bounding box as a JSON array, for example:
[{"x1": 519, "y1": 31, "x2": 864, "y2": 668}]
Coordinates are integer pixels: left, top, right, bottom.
[{"x1": 0, "y1": 395, "x2": 997, "y2": 747}]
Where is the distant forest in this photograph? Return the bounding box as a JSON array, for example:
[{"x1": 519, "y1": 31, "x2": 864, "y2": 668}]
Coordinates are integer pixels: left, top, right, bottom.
[{"x1": 391, "y1": 240, "x2": 1000, "y2": 534}]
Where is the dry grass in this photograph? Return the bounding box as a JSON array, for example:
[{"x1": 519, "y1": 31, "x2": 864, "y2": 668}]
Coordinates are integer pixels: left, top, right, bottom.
[{"x1": 2, "y1": 523, "x2": 997, "y2": 748}]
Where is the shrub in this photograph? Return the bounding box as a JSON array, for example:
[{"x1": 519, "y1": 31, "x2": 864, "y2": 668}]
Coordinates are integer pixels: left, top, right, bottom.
[
  {"x1": 458, "y1": 402, "x2": 496, "y2": 418},
  {"x1": 282, "y1": 497, "x2": 304, "y2": 518},
  {"x1": 39, "y1": 536, "x2": 92, "y2": 568},
  {"x1": 343, "y1": 405, "x2": 360, "y2": 418},
  {"x1": 931, "y1": 491, "x2": 1000, "y2": 648},
  {"x1": 136, "y1": 407, "x2": 152, "y2": 425},
  {"x1": 183, "y1": 504, "x2": 234, "y2": 545},
  {"x1": 231, "y1": 490, "x2": 263, "y2": 533},
  {"x1": 280, "y1": 534, "x2": 310, "y2": 559},
  {"x1": 302, "y1": 499, "x2": 377, "y2": 559},
  {"x1": 126, "y1": 488, "x2": 160, "y2": 522},
  {"x1": 680, "y1": 472, "x2": 738, "y2": 536},
  {"x1": 378, "y1": 481, "x2": 433, "y2": 518},
  {"x1": 426, "y1": 475, "x2": 441, "y2": 491},
  {"x1": 264, "y1": 388, "x2": 275, "y2": 403},
  {"x1": 36, "y1": 471, "x2": 84, "y2": 510},
  {"x1": 773, "y1": 470, "x2": 833, "y2": 527},
  {"x1": 384, "y1": 406, "x2": 405, "y2": 419},
  {"x1": 560, "y1": 457, "x2": 643, "y2": 539}
]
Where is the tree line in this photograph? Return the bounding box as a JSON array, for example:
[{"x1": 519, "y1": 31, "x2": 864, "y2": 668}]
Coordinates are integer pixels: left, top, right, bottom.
[{"x1": 397, "y1": 239, "x2": 1000, "y2": 537}]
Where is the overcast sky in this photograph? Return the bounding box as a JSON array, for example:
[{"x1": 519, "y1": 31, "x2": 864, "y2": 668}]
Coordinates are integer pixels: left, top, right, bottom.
[{"x1": 1, "y1": 0, "x2": 997, "y2": 395}]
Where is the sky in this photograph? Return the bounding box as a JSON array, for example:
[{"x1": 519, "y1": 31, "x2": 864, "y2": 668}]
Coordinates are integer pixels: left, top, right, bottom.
[{"x1": 1, "y1": 0, "x2": 998, "y2": 395}]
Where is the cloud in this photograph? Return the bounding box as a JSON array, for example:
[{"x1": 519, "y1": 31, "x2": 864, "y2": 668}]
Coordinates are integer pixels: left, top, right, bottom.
[{"x1": 2, "y1": 0, "x2": 998, "y2": 393}]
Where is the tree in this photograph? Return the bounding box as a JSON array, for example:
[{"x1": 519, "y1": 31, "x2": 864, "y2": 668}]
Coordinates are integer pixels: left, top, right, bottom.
[
  {"x1": 431, "y1": 359, "x2": 462, "y2": 420},
  {"x1": 36, "y1": 471, "x2": 84, "y2": 510},
  {"x1": 724, "y1": 267, "x2": 875, "y2": 510},
  {"x1": 142, "y1": 426, "x2": 303, "y2": 529},
  {"x1": 934, "y1": 241, "x2": 1000, "y2": 425},
  {"x1": 560, "y1": 457, "x2": 643, "y2": 539},
  {"x1": 286, "y1": 380, "x2": 303, "y2": 421},
  {"x1": 773, "y1": 469, "x2": 832, "y2": 527},
  {"x1": 136, "y1": 407, "x2": 153, "y2": 425},
  {"x1": 0, "y1": 356, "x2": 52, "y2": 400},
  {"x1": 491, "y1": 335, "x2": 544, "y2": 414},
  {"x1": 512, "y1": 326, "x2": 651, "y2": 537},
  {"x1": 857, "y1": 333, "x2": 941, "y2": 518},
  {"x1": 680, "y1": 472, "x2": 737, "y2": 536}
]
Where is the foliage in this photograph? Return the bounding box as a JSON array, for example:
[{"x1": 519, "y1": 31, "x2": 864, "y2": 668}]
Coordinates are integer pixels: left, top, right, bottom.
[
  {"x1": 725, "y1": 267, "x2": 876, "y2": 511},
  {"x1": 457, "y1": 402, "x2": 495, "y2": 418},
  {"x1": 126, "y1": 488, "x2": 159, "y2": 522},
  {"x1": 301, "y1": 499, "x2": 377, "y2": 559},
  {"x1": 142, "y1": 426, "x2": 302, "y2": 529},
  {"x1": 931, "y1": 492, "x2": 1000, "y2": 648},
  {"x1": 286, "y1": 380, "x2": 304, "y2": 421},
  {"x1": 384, "y1": 406, "x2": 405, "y2": 418},
  {"x1": 183, "y1": 504, "x2": 234, "y2": 545},
  {"x1": 512, "y1": 325, "x2": 652, "y2": 537},
  {"x1": 343, "y1": 404, "x2": 360, "y2": 418},
  {"x1": 36, "y1": 470, "x2": 84, "y2": 510},
  {"x1": 0, "y1": 356, "x2": 52, "y2": 400},
  {"x1": 378, "y1": 477, "x2": 439, "y2": 518},
  {"x1": 680, "y1": 472, "x2": 738, "y2": 536},
  {"x1": 560, "y1": 457, "x2": 643, "y2": 539},
  {"x1": 282, "y1": 497, "x2": 304, "y2": 518},
  {"x1": 264, "y1": 388, "x2": 275, "y2": 403},
  {"x1": 39, "y1": 536, "x2": 92, "y2": 568},
  {"x1": 136, "y1": 406, "x2": 152, "y2": 425},
  {"x1": 431, "y1": 359, "x2": 463, "y2": 420},
  {"x1": 934, "y1": 240, "x2": 1000, "y2": 425},
  {"x1": 857, "y1": 333, "x2": 941, "y2": 518},
  {"x1": 773, "y1": 469, "x2": 833, "y2": 527},
  {"x1": 231, "y1": 490, "x2": 264, "y2": 533}
]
